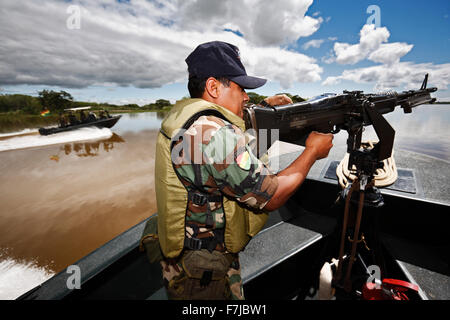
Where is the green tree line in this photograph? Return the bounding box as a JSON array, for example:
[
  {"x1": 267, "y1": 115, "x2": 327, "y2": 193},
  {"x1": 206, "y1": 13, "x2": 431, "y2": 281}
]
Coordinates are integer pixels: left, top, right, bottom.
[
  {"x1": 0, "y1": 90, "x2": 306, "y2": 116},
  {"x1": 0, "y1": 90, "x2": 175, "y2": 115},
  {"x1": 247, "y1": 92, "x2": 305, "y2": 104}
]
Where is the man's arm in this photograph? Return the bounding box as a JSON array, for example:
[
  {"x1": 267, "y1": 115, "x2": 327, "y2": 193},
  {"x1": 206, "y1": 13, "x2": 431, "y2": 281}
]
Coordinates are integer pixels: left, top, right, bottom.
[
  {"x1": 201, "y1": 121, "x2": 279, "y2": 211},
  {"x1": 264, "y1": 131, "x2": 333, "y2": 211}
]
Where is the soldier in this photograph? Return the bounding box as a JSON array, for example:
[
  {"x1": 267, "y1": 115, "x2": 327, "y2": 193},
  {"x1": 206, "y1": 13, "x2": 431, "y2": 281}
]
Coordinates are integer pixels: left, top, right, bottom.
[
  {"x1": 80, "y1": 110, "x2": 87, "y2": 123},
  {"x1": 154, "y1": 41, "x2": 333, "y2": 300},
  {"x1": 59, "y1": 112, "x2": 67, "y2": 127},
  {"x1": 68, "y1": 111, "x2": 78, "y2": 126}
]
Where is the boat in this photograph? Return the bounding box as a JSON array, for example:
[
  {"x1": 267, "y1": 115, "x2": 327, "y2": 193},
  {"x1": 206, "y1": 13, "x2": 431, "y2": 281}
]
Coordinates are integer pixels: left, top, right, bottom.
[
  {"x1": 38, "y1": 107, "x2": 121, "y2": 135},
  {"x1": 16, "y1": 140, "x2": 450, "y2": 300}
]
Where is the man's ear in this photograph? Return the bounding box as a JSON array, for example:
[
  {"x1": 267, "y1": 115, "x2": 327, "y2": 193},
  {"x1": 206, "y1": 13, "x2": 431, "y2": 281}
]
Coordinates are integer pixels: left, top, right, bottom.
[{"x1": 204, "y1": 77, "x2": 220, "y2": 99}]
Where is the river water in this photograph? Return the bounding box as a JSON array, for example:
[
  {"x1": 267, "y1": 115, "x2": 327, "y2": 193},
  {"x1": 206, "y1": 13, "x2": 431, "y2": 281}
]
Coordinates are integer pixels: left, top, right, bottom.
[{"x1": 0, "y1": 105, "x2": 449, "y2": 299}]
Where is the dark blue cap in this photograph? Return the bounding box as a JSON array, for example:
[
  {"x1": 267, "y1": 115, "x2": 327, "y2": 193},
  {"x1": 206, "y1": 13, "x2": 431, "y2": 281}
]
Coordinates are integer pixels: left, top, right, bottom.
[{"x1": 185, "y1": 41, "x2": 267, "y2": 89}]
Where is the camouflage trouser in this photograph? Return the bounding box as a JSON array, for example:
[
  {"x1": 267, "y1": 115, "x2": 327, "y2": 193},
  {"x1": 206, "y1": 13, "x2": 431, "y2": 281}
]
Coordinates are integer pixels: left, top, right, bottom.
[{"x1": 161, "y1": 250, "x2": 244, "y2": 300}]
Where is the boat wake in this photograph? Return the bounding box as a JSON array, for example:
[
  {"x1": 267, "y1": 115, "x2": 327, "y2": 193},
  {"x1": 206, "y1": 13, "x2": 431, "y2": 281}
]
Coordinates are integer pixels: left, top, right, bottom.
[
  {"x1": 0, "y1": 128, "x2": 39, "y2": 138},
  {"x1": 0, "y1": 127, "x2": 113, "y2": 152},
  {"x1": 0, "y1": 256, "x2": 55, "y2": 300}
]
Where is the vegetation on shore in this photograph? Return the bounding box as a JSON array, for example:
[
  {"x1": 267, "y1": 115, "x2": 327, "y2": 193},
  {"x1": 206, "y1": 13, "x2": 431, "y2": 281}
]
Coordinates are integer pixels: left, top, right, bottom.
[
  {"x1": 0, "y1": 90, "x2": 175, "y2": 114},
  {"x1": 0, "y1": 112, "x2": 60, "y2": 133},
  {"x1": 433, "y1": 101, "x2": 450, "y2": 104},
  {"x1": 0, "y1": 89, "x2": 306, "y2": 133},
  {"x1": 0, "y1": 90, "x2": 175, "y2": 133}
]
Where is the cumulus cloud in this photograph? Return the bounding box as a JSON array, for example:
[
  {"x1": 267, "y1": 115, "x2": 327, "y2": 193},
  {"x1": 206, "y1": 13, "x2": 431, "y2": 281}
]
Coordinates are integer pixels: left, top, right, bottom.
[
  {"x1": 303, "y1": 36, "x2": 337, "y2": 52},
  {"x1": 302, "y1": 39, "x2": 325, "y2": 50},
  {"x1": 0, "y1": 0, "x2": 323, "y2": 90},
  {"x1": 241, "y1": 46, "x2": 322, "y2": 88},
  {"x1": 322, "y1": 23, "x2": 449, "y2": 92},
  {"x1": 176, "y1": 0, "x2": 322, "y2": 46},
  {"x1": 368, "y1": 42, "x2": 414, "y2": 65},
  {"x1": 322, "y1": 62, "x2": 450, "y2": 91},
  {"x1": 330, "y1": 24, "x2": 413, "y2": 66},
  {"x1": 333, "y1": 24, "x2": 390, "y2": 64}
]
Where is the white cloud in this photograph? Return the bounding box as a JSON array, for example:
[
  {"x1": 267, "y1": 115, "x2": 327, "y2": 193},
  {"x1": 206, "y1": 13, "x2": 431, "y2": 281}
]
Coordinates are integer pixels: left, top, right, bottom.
[
  {"x1": 241, "y1": 46, "x2": 323, "y2": 88},
  {"x1": 0, "y1": 0, "x2": 323, "y2": 90},
  {"x1": 322, "y1": 62, "x2": 450, "y2": 92},
  {"x1": 321, "y1": 23, "x2": 449, "y2": 93},
  {"x1": 302, "y1": 39, "x2": 325, "y2": 50},
  {"x1": 368, "y1": 42, "x2": 414, "y2": 65},
  {"x1": 176, "y1": 0, "x2": 322, "y2": 46},
  {"x1": 329, "y1": 24, "x2": 413, "y2": 66},
  {"x1": 333, "y1": 24, "x2": 391, "y2": 64}
]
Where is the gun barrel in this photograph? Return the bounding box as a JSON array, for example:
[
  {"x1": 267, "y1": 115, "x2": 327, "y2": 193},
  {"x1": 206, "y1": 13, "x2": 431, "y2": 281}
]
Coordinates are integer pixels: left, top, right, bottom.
[{"x1": 244, "y1": 79, "x2": 438, "y2": 153}]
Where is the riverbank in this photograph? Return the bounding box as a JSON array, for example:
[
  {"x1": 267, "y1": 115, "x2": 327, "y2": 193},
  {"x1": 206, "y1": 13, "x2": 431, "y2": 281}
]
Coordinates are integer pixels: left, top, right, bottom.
[
  {"x1": 0, "y1": 113, "x2": 59, "y2": 133},
  {"x1": 0, "y1": 109, "x2": 167, "y2": 134}
]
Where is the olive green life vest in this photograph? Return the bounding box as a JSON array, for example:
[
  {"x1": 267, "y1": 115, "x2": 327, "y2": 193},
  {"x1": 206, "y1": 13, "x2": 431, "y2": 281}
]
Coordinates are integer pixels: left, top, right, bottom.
[{"x1": 155, "y1": 98, "x2": 269, "y2": 259}]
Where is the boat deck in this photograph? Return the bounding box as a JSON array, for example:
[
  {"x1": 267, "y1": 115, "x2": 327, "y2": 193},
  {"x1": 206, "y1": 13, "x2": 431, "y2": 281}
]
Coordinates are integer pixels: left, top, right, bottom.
[{"x1": 259, "y1": 142, "x2": 450, "y2": 300}]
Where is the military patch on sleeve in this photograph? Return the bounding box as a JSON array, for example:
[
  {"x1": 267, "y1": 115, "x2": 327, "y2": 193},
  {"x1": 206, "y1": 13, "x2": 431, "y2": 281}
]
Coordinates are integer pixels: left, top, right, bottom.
[{"x1": 236, "y1": 150, "x2": 251, "y2": 170}]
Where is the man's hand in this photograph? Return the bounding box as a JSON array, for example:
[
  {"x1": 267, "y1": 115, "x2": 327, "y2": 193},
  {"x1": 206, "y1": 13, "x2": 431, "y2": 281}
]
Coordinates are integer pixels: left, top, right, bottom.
[
  {"x1": 264, "y1": 131, "x2": 333, "y2": 212},
  {"x1": 264, "y1": 94, "x2": 293, "y2": 106},
  {"x1": 257, "y1": 96, "x2": 333, "y2": 213},
  {"x1": 305, "y1": 131, "x2": 334, "y2": 160}
]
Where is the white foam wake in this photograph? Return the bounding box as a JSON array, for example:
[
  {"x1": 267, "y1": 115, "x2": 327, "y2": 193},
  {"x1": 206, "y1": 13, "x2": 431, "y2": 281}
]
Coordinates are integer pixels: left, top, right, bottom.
[
  {"x1": 0, "y1": 257, "x2": 55, "y2": 300},
  {"x1": 0, "y1": 127, "x2": 113, "y2": 152},
  {"x1": 0, "y1": 128, "x2": 39, "y2": 137}
]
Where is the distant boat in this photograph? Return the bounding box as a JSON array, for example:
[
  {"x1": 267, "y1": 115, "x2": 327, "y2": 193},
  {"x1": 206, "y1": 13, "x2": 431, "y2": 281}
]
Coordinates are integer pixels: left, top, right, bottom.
[{"x1": 38, "y1": 107, "x2": 121, "y2": 136}]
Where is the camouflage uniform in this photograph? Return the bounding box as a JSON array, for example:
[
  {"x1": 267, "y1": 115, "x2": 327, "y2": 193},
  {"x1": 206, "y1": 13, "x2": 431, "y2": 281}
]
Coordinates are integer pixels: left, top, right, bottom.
[{"x1": 163, "y1": 114, "x2": 278, "y2": 300}]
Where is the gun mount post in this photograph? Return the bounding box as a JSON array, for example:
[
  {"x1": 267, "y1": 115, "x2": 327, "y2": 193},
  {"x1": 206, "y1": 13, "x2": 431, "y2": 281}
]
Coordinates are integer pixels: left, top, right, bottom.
[{"x1": 335, "y1": 101, "x2": 397, "y2": 294}]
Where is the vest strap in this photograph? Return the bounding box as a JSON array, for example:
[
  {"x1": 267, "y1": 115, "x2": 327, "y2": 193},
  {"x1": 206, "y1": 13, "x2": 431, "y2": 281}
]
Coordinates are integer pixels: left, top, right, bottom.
[
  {"x1": 184, "y1": 237, "x2": 203, "y2": 250},
  {"x1": 184, "y1": 231, "x2": 224, "y2": 253},
  {"x1": 187, "y1": 191, "x2": 222, "y2": 205},
  {"x1": 187, "y1": 191, "x2": 222, "y2": 229}
]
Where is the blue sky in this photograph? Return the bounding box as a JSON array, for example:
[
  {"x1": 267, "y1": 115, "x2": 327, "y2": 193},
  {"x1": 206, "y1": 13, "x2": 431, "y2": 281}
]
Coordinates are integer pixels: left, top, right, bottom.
[
  {"x1": 276, "y1": 0, "x2": 450, "y2": 97},
  {"x1": 1, "y1": 0, "x2": 449, "y2": 104},
  {"x1": 302, "y1": 1, "x2": 449, "y2": 64}
]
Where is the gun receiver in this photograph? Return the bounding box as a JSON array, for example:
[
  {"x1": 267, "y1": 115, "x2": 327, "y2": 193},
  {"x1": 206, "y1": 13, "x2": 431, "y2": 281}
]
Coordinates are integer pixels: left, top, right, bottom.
[{"x1": 244, "y1": 74, "x2": 437, "y2": 177}]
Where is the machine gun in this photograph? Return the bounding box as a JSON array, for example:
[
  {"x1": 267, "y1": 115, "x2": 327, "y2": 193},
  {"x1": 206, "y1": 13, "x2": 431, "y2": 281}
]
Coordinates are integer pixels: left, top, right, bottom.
[
  {"x1": 244, "y1": 74, "x2": 437, "y2": 179},
  {"x1": 244, "y1": 74, "x2": 438, "y2": 297}
]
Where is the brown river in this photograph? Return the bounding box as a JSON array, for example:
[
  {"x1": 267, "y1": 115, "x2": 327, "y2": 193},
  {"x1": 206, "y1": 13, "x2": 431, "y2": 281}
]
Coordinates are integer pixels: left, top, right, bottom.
[{"x1": 0, "y1": 105, "x2": 449, "y2": 299}]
